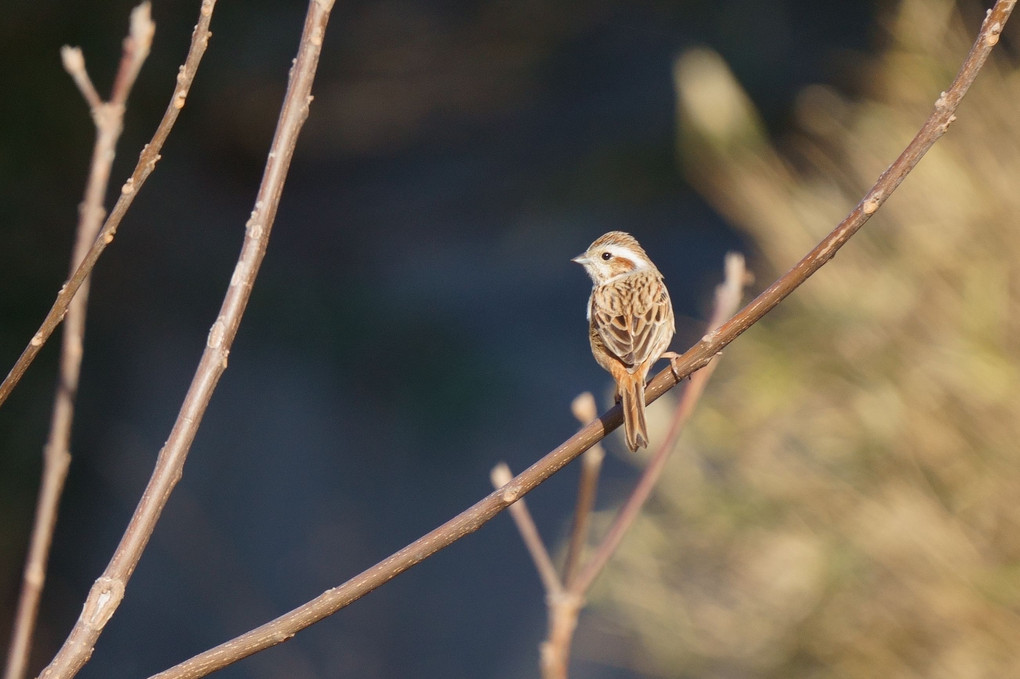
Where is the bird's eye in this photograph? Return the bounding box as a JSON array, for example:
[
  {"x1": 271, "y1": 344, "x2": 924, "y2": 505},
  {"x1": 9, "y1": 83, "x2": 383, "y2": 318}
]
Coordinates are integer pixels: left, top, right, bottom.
[{"x1": 601, "y1": 252, "x2": 612, "y2": 261}]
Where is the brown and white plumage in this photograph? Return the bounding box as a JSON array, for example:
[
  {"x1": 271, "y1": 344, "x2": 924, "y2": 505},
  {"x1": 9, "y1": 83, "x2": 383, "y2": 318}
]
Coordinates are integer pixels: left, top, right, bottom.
[{"x1": 573, "y1": 231, "x2": 675, "y2": 451}]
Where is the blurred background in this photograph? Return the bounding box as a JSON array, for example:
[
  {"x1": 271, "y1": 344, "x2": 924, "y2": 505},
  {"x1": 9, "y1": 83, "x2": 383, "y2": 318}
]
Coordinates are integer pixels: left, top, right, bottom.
[{"x1": 3, "y1": 0, "x2": 1018, "y2": 677}]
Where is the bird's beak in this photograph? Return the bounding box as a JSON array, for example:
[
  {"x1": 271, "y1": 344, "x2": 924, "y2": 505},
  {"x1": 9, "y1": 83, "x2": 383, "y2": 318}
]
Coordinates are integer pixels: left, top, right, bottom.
[{"x1": 571, "y1": 254, "x2": 588, "y2": 265}]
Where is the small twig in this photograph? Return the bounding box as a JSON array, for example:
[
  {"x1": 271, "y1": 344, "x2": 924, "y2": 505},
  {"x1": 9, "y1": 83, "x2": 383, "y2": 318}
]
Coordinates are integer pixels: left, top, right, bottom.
[
  {"x1": 144, "y1": 3, "x2": 1013, "y2": 677},
  {"x1": 562, "y1": 392, "x2": 604, "y2": 588},
  {"x1": 0, "y1": 0, "x2": 215, "y2": 409},
  {"x1": 3, "y1": 7, "x2": 153, "y2": 679},
  {"x1": 491, "y1": 464, "x2": 563, "y2": 596},
  {"x1": 110, "y1": 4, "x2": 155, "y2": 107},
  {"x1": 60, "y1": 47, "x2": 101, "y2": 110}
]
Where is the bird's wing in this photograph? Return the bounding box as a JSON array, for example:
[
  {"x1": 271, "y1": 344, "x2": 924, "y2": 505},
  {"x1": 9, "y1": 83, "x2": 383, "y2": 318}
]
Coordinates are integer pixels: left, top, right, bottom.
[{"x1": 591, "y1": 275, "x2": 673, "y2": 372}]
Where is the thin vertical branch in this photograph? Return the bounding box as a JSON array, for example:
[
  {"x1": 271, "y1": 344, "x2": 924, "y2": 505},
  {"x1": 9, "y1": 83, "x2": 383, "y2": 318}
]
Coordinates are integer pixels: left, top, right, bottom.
[
  {"x1": 540, "y1": 589, "x2": 584, "y2": 679},
  {"x1": 561, "y1": 393, "x2": 604, "y2": 588},
  {"x1": 3, "y1": 7, "x2": 153, "y2": 679}
]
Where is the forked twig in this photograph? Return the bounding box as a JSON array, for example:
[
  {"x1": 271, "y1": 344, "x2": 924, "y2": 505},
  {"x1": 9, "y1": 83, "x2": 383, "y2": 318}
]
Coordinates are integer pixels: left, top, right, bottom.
[
  {"x1": 0, "y1": 0, "x2": 216, "y2": 409},
  {"x1": 143, "y1": 4, "x2": 1015, "y2": 677},
  {"x1": 34, "y1": 1, "x2": 334, "y2": 678},
  {"x1": 533, "y1": 254, "x2": 748, "y2": 679},
  {"x1": 3, "y1": 8, "x2": 154, "y2": 679}
]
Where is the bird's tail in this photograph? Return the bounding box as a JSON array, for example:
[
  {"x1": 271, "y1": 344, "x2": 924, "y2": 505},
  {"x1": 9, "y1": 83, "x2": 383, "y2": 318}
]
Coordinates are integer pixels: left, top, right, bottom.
[{"x1": 620, "y1": 375, "x2": 648, "y2": 451}]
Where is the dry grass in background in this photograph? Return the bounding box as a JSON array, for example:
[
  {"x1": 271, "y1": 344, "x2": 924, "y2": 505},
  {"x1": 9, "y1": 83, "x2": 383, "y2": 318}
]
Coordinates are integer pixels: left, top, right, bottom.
[{"x1": 588, "y1": 1, "x2": 1020, "y2": 676}]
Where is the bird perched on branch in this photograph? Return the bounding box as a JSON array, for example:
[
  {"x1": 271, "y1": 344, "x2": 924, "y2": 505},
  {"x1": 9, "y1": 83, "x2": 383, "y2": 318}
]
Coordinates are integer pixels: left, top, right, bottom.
[{"x1": 573, "y1": 231, "x2": 675, "y2": 451}]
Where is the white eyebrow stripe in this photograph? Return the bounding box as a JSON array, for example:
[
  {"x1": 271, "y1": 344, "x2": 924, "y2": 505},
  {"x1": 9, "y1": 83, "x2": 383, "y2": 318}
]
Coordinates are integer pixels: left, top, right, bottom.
[{"x1": 604, "y1": 245, "x2": 650, "y2": 269}]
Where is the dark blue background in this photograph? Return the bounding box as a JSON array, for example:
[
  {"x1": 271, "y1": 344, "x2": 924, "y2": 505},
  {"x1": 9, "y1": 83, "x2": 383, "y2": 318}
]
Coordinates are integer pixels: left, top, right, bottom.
[{"x1": 0, "y1": 1, "x2": 873, "y2": 677}]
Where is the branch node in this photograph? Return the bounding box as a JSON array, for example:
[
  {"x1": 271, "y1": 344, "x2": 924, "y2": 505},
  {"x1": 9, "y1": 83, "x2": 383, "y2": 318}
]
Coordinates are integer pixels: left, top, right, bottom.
[
  {"x1": 207, "y1": 318, "x2": 227, "y2": 349},
  {"x1": 862, "y1": 192, "x2": 882, "y2": 215},
  {"x1": 985, "y1": 21, "x2": 1003, "y2": 45},
  {"x1": 82, "y1": 577, "x2": 125, "y2": 630},
  {"x1": 246, "y1": 214, "x2": 265, "y2": 240},
  {"x1": 499, "y1": 483, "x2": 521, "y2": 504}
]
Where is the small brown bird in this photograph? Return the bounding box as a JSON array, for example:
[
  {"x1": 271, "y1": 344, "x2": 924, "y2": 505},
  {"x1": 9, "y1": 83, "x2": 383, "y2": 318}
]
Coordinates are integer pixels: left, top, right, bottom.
[{"x1": 573, "y1": 231, "x2": 675, "y2": 451}]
